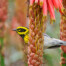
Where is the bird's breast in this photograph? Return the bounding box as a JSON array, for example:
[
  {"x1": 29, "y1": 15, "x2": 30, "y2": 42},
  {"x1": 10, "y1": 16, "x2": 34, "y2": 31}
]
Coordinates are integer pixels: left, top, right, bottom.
[{"x1": 24, "y1": 35, "x2": 29, "y2": 44}]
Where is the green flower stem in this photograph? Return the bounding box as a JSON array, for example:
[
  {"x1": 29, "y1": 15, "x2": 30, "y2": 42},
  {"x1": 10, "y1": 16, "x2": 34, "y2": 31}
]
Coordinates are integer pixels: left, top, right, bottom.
[
  {"x1": 0, "y1": 38, "x2": 5, "y2": 66},
  {"x1": 62, "y1": 53, "x2": 66, "y2": 66}
]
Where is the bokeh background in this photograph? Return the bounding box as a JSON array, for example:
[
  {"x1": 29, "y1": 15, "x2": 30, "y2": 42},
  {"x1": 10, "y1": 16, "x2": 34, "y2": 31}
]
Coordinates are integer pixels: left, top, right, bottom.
[{"x1": 0, "y1": 0, "x2": 62, "y2": 66}]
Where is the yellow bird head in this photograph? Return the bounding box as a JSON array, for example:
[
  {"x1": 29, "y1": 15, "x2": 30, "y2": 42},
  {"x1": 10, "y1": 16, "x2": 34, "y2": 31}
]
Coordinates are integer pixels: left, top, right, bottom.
[{"x1": 13, "y1": 26, "x2": 29, "y2": 39}]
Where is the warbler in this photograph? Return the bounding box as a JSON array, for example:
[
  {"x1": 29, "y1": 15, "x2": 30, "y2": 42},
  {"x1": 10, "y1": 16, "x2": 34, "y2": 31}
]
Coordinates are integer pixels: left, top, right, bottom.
[{"x1": 13, "y1": 26, "x2": 66, "y2": 49}]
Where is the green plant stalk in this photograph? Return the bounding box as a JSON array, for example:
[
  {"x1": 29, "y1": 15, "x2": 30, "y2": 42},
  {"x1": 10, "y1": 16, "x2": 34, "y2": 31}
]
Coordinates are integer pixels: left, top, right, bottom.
[
  {"x1": 62, "y1": 53, "x2": 66, "y2": 66},
  {"x1": 0, "y1": 38, "x2": 5, "y2": 66}
]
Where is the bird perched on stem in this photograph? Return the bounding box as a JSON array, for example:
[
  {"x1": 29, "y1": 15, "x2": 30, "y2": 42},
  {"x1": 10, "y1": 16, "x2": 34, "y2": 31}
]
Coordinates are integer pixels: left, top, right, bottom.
[{"x1": 13, "y1": 26, "x2": 66, "y2": 49}]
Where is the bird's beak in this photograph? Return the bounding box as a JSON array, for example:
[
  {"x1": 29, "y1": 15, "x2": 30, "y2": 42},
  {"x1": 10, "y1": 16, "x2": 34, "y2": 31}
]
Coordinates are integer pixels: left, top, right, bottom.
[{"x1": 12, "y1": 29, "x2": 16, "y2": 31}]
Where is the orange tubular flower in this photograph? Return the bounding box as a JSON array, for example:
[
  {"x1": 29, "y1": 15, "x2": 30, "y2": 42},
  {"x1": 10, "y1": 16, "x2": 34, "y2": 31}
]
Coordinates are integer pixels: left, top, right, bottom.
[
  {"x1": 58, "y1": 0, "x2": 64, "y2": 11},
  {"x1": 35, "y1": 0, "x2": 63, "y2": 23},
  {"x1": 29, "y1": 0, "x2": 64, "y2": 24},
  {"x1": 52, "y1": 0, "x2": 59, "y2": 10},
  {"x1": 30, "y1": 0, "x2": 35, "y2": 5},
  {"x1": 43, "y1": 0, "x2": 47, "y2": 18},
  {"x1": 47, "y1": 0, "x2": 55, "y2": 23}
]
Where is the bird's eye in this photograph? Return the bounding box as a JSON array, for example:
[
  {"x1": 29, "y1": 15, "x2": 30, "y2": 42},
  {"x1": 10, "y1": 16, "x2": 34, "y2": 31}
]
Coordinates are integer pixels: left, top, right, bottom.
[
  {"x1": 18, "y1": 29, "x2": 21, "y2": 31},
  {"x1": 17, "y1": 29, "x2": 21, "y2": 32},
  {"x1": 17, "y1": 28, "x2": 26, "y2": 32},
  {"x1": 21, "y1": 29, "x2": 26, "y2": 32}
]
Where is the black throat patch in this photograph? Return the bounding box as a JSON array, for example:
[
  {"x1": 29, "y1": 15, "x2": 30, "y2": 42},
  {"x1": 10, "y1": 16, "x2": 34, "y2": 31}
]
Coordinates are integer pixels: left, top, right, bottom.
[{"x1": 20, "y1": 34, "x2": 25, "y2": 39}]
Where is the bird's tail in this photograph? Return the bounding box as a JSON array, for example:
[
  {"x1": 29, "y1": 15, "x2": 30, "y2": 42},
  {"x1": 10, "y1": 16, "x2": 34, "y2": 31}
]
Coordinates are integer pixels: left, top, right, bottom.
[{"x1": 63, "y1": 41, "x2": 66, "y2": 46}]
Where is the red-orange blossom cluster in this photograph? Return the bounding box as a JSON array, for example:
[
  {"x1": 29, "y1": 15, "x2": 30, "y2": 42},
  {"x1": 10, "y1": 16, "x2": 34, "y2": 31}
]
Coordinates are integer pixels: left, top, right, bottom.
[{"x1": 30, "y1": 0, "x2": 63, "y2": 22}]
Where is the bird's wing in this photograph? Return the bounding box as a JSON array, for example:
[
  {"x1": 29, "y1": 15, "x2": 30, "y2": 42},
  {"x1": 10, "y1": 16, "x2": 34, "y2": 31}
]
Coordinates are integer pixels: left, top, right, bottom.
[
  {"x1": 44, "y1": 34, "x2": 54, "y2": 49},
  {"x1": 43, "y1": 33, "x2": 51, "y2": 38},
  {"x1": 43, "y1": 33, "x2": 66, "y2": 49},
  {"x1": 43, "y1": 34, "x2": 66, "y2": 49}
]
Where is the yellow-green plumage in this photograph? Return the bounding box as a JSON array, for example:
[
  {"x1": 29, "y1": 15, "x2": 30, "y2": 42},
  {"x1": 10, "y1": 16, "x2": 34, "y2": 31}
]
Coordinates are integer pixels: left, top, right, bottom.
[
  {"x1": 15, "y1": 27, "x2": 29, "y2": 43},
  {"x1": 24, "y1": 34, "x2": 29, "y2": 43}
]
